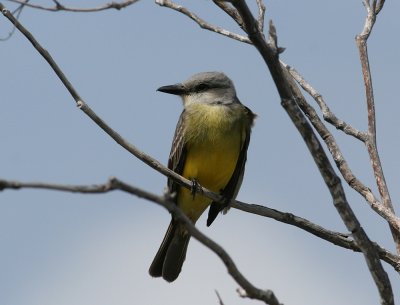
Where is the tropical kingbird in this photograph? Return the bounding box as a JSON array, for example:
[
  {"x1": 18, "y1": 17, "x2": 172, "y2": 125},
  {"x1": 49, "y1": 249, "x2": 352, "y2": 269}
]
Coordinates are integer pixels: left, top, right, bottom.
[{"x1": 149, "y1": 72, "x2": 255, "y2": 282}]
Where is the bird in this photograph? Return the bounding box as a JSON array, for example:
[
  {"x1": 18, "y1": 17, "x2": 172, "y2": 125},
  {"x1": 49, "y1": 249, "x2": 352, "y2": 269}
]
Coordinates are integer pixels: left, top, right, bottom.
[{"x1": 149, "y1": 71, "x2": 255, "y2": 282}]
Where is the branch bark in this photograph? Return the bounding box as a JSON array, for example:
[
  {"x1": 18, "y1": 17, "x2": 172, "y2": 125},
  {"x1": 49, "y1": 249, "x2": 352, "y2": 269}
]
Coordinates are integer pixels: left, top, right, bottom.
[
  {"x1": 283, "y1": 63, "x2": 368, "y2": 141},
  {"x1": 5, "y1": 0, "x2": 140, "y2": 12},
  {"x1": 156, "y1": 0, "x2": 250, "y2": 44},
  {"x1": 355, "y1": 0, "x2": 400, "y2": 253},
  {"x1": 281, "y1": 62, "x2": 400, "y2": 233}
]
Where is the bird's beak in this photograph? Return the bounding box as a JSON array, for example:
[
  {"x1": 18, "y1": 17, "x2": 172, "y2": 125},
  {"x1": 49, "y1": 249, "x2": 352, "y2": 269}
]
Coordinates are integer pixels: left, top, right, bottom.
[{"x1": 157, "y1": 83, "x2": 186, "y2": 95}]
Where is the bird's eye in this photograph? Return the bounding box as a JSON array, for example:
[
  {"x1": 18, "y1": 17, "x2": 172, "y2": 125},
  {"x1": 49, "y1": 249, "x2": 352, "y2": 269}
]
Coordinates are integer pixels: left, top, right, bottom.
[{"x1": 196, "y1": 84, "x2": 209, "y2": 92}]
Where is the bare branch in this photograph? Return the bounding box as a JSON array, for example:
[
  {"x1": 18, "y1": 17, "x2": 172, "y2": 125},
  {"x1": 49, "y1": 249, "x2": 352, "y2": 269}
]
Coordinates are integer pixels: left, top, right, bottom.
[
  {"x1": 232, "y1": 200, "x2": 400, "y2": 271},
  {"x1": 280, "y1": 63, "x2": 400, "y2": 233},
  {"x1": 256, "y1": 0, "x2": 266, "y2": 32},
  {"x1": 356, "y1": 0, "x2": 400, "y2": 253},
  {"x1": 156, "y1": 0, "x2": 251, "y2": 44},
  {"x1": 212, "y1": 0, "x2": 243, "y2": 29},
  {"x1": 5, "y1": 0, "x2": 140, "y2": 12},
  {"x1": 282, "y1": 62, "x2": 368, "y2": 141},
  {"x1": 375, "y1": 0, "x2": 385, "y2": 14},
  {"x1": 0, "y1": 179, "x2": 116, "y2": 193},
  {"x1": 0, "y1": 0, "x2": 25, "y2": 41},
  {"x1": 1, "y1": 177, "x2": 399, "y2": 271},
  {"x1": 222, "y1": 1, "x2": 394, "y2": 304}
]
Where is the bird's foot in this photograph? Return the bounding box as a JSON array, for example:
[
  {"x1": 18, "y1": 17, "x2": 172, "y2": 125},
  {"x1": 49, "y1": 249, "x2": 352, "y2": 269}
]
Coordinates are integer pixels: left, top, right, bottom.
[{"x1": 190, "y1": 178, "x2": 202, "y2": 199}]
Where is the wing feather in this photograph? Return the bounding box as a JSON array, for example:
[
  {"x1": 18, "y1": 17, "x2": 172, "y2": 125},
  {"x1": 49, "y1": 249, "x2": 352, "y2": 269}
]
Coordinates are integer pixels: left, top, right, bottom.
[
  {"x1": 207, "y1": 105, "x2": 255, "y2": 226},
  {"x1": 167, "y1": 111, "x2": 187, "y2": 201}
]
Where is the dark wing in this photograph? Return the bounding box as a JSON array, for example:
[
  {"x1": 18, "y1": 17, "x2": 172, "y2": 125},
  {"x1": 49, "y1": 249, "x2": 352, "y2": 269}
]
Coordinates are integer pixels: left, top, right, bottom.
[
  {"x1": 207, "y1": 106, "x2": 255, "y2": 226},
  {"x1": 148, "y1": 111, "x2": 188, "y2": 280},
  {"x1": 167, "y1": 110, "x2": 187, "y2": 202}
]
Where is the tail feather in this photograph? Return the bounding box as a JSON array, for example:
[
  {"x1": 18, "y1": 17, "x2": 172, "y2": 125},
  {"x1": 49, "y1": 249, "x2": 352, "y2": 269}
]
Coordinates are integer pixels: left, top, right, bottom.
[
  {"x1": 149, "y1": 220, "x2": 176, "y2": 278},
  {"x1": 149, "y1": 220, "x2": 190, "y2": 282},
  {"x1": 162, "y1": 228, "x2": 190, "y2": 282}
]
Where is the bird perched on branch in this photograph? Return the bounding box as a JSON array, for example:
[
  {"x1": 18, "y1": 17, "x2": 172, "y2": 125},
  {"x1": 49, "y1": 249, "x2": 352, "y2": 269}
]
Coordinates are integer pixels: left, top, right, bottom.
[{"x1": 149, "y1": 72, "x2": 255, "y2": 282}]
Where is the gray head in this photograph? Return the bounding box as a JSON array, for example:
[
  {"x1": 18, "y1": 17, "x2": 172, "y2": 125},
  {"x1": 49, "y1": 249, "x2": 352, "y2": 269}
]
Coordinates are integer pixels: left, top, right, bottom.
[{"x1": 157, "y1": 72, "x2": 238, "y2": 106}]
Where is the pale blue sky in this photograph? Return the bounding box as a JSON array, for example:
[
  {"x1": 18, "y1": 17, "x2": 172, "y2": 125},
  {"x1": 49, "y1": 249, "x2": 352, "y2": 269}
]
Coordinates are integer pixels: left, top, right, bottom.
[{"x1": 1, "y1": 1, "x2": 399, "y2": 305}]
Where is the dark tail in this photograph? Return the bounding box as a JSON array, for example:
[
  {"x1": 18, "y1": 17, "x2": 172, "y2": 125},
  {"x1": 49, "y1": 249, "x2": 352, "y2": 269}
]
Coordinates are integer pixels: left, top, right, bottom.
[{"x1": 149, "y1": 220, "x2": 190, "y2": 282}]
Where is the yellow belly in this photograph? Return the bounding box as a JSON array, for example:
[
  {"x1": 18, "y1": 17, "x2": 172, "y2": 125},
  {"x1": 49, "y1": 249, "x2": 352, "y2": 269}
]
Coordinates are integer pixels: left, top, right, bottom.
[{"x1": 177, "y1": 104, "x2": 243, "y2": 222}]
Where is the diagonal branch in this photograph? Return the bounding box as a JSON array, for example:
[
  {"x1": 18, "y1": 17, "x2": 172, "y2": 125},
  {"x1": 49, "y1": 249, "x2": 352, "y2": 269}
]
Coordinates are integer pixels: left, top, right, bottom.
[
  {"x1": 232, "y1": 200, "x2": 400, "y2": 271},
  {"x1": 5, "y1": 0, "x2": 140, "y2": 12},
  {"x1": 356, "y1": 0, "x2": 400, "y2": 253},
  {"x1": 283, "y1": 63, "x2": 368, "y2": 141},
  {"x1": 212, "y1": 0, "x2": 244, "y2": 29},
  {"x1": 281, "y1": 62, "x2": 400, "y2": 233},
  {"x1": 156, "y1": 0, "x2": 251, "y2": 44}
]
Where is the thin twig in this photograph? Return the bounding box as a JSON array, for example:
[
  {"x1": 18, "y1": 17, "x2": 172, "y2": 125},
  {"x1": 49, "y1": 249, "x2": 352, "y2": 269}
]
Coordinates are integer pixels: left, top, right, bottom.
[
  {"x1": 232, "y1": 200, "x2": 400, "y2": 271},
  {"x1": 281, "y1": 62, "x2": 400, "y2": 233},
  {"x1": 155, "y1": 0, "x2": 251, "y2": 44},
  {"x1": 0, "y1": 0, "x2": 26, "y2": 41},
  {"x1": 5, "y1": 0, "x2": 140, "y2": 12},
  {"x1": 282, "y1": 62, "x2": 368, "y2": 141},
  {"x1": 356, "y1": 0, "x2": 400, "y2": 253}
]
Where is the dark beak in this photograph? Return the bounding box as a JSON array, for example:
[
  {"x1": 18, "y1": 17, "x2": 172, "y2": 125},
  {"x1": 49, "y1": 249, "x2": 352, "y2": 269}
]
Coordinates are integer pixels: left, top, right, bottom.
[{"x1": 157, "y1": 83, "x2": 186, "y2": 95}]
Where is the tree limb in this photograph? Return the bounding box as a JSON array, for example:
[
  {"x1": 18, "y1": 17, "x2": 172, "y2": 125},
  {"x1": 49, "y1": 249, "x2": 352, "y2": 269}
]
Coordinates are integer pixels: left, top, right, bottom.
[
  {"x1": 356, "y1": 0, "x2": 400, "y2": 253},
  {"x1": 155, "y1": 0, "x2": 251, "y2": 44},
  {"x1": 282, "y1": 62, "x2": 368, "y2": 141},
  {"x1": 5, "y1": 0, "x2": 140, "y2": 12},
  {"x1": 281, "y1": 62, "x2": 400, "y2": 233},
  {"x1": 2, "y1": 176, "x2": 399, "y2": 271}
]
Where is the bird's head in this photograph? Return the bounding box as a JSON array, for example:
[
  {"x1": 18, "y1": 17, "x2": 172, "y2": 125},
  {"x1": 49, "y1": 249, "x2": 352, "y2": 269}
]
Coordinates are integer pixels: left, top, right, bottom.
[{"x1": 157, "y1": 72, "x2": 237, "y2": 106}]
